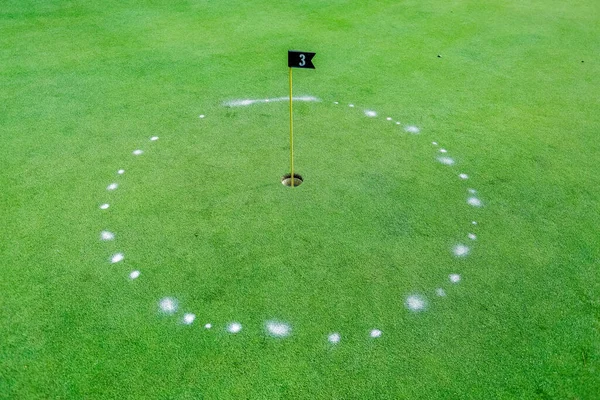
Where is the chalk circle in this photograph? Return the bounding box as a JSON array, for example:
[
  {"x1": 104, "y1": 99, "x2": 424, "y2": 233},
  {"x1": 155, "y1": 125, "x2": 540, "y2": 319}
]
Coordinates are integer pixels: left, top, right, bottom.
[
  {"x1": 370, "y1": 329, "x2": 382, "y2": 338},
  {"x1": 265, "y1": 321, "x2": 291, "y2": 338},
  {"x1": 453, "y1": 244, "x2": 470, "y2": 257},
  {"x1": 328, "y1": 333, "x2": 341, "y2": 344},
  {"x1": 227, "y1": 322, "x2": 242, "y2": 334},
  {"x1": 281, "y1": 173, "x2": 303, "y2": 187},
  {"x1": 100, "y1": 231, "x2": 115, "y2": 241},
  {"x1": 183, "y1": 313, "x2": 196, "y2": 325},
  {"x1": 405, "y1": 294, "x2": 427, "y2": 312},
  {"x1": 159, "y1": 297, "x2": 178, "y2": 314}
]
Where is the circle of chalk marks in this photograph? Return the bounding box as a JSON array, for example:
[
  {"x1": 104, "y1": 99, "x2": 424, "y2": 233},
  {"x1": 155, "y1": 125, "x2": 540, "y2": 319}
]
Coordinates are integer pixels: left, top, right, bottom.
[{"x1": 97, "y1": 97, "x2": 484, "y2": 345}]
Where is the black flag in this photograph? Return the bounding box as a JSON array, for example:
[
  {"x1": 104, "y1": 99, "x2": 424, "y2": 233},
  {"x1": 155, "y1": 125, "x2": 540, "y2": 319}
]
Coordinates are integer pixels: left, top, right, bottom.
[{"x1": 288, "y1": 50, "x2": 316, "y2": 69}]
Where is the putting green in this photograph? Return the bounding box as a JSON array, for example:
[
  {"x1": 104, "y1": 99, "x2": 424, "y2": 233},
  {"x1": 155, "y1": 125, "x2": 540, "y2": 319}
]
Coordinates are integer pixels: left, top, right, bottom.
[{"x1": 1, "y1": 0, "x2": 598, "y2": 398}]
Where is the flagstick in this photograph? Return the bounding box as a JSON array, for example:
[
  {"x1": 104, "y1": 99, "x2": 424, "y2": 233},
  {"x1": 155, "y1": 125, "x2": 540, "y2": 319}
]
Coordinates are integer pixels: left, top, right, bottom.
[{"x1": 289, "y1": 67, "x2": 294, "y2": 187}]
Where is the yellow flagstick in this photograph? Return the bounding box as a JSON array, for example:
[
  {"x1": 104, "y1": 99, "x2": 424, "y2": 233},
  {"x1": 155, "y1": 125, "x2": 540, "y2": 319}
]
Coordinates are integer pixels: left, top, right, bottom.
[{"x1": 289, "y1": 67, "x2": 294, "y2": 187}]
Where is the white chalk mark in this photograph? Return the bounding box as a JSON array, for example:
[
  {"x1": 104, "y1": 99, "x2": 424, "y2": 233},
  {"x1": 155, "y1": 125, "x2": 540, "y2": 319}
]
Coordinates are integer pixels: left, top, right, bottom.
[
  {"x1": 349, "y1": 104, "x2": 355, "y2": 107},
  {"x1": 129, "y1": 270, "x2": 140, "y2": 279},
  {"x1": 107, "y1": 183, "x2": 118, "y2": 191},
  {"x1": 437, "y1": 156, "x2": 455, "y2": 165},
  {"x1": 333, "y1": 101, "x2": 339, "y2": 104},
  {"x1": 100, "y1": 203, "x2": 110, "y2": 210},
  {"x1": 436, "y1": 288, "x2": 446, "y2": 297},
  {"x1": 117, "y1": 169, "x2": 125, "y2": 175},
  {"x1": 468, "y1": 188, "x2": 477, "y2": 194},
  {"x1": 370, "y1": 329, "x2": 382, "y2": 338},
  {"x1": 204, "y1": 323, "x2": 212, "y2": 329},
  {"x1": 223, "y1": 96, "x2": 320, "y2": 107},
  {"x1": 111, "y1": 253, "x2": 124, "y2": 263},
  {"x1": 266, "y1": 321, "x2": 291, "y2": 338},
  {"x1": 472, "y1": 221, "x2": 478, "y2": 225},
  {"x1": 364, "y1": 110, "x2": 377, "y2": 117},
  {"x1": 453, "y1": 244, "x2": 470, "y2": 257},
  {"x1": 432, "y1": 141, "x2": 438, "y2": 145},
  {"x1": 405, "y1": 125, "x2": 420, "y2": 134},
  {"x1": 439, "y1": 149, "x2": 448, "y2": 153},
  {"x1": 328, "y1": 333, "x2": 341, "y2": 344},
  {"x1": 150, "y1": 136, "x2": 159, "y2": 141},
  {"x1": 459, "y1": 173, "x2": 469, "y2": 180},
  {"x1": 449, "y1": 274, "x2": 461, "y2": 283},
  {"x1": 133, "y1": 150, "x2": 143, "y2": 156},
  {"x1": 199, "y1": 114, "x2": 205, "y2": 118},
  {"x1": 467, "y1": 197, "x2": 483, "y2": 207},
  {"x1": 183, "y1": 313, "x2": 196, "y2": 325},
  {"x1": 406, "y1": 294, "x2": 427, "y2": 311},
  {"x1": 227, "y1": 322, "x2": 242, "y2": 334},
  {"x1": 396, "y1": 121, "x2": 401, "y2": 125},
  {"x1": 386, "y1": 117, "x2": 392, "y2": 121},
  {"x1": 468, "y1": 233, "x2": 477, "y2": 240},
  {"x1": 100, "y1": 231, "x2": 114, "y2": 241},
  {"x1": 159, "y1": 297, "x2": 178, "y2": 314}
]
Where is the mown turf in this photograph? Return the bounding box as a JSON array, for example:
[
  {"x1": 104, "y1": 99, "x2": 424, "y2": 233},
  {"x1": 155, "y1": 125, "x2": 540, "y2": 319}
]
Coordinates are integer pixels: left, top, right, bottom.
[{"x1": 1, "y1": 0, "x2": 599, "y2": 398}]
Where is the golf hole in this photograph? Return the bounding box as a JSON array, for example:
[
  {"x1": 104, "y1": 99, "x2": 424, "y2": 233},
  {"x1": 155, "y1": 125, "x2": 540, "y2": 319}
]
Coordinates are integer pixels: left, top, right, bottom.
[{"x1": 281, "y1": 173, "x2": 303, "y2": 187}]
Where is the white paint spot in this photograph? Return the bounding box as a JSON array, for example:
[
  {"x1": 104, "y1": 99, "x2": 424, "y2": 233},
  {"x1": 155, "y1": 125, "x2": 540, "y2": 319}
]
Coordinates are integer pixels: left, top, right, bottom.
[
  {"x1": 107, "y1": 183, "x2": 118, "y2": 191},
  {"x1": 468, "y1": 188, "x2": 477, "y2": 194},
  {"x1": 349, "y1": 104, "x2": 354, "y2": 108},
  {"x1": 328, "y1": 333, "x2": 341, "y2": 344},
  {"x1": 133, "y1": 150, "x2": 143, "y2": 156},
  {"x1": 453, "y1": 244, "x2": 470, "y2": 257},
  {"x1": 436, "y1": 288, "x2": 446, "y2": 297},
  {"x1": 405, "y1": 125, "x2": 420, "y2": 134},
  {"x1": 396, "y1": 121, "x2": 401, "y2": 125},
  {"x1": 183, "y1": 313, "x2": 196, "y2": 325},
  {"x1": 333, "y1": 101, "x2": 339, "y2": 104},
  {"x1": 386, "y1": 117, "x2": 392, "y2": 121},
  {"x1": 432, "y1": 141, "x2": 438, "y2": 145},
  {"x1": 468, "y1": 233, "x2": 477, "y2": 240},
  {"x1": 150, "y1": 136, "x2": 159, "y2": 141},
  {"x1": 266, "y1": 321, "x2": 291, "y2": 337},
  {"x1": 159, "y1": 297, "x2": 178, "y2": 314},
  {"x1": 437, "y1": 156, "x2": 455, "y2": 165},
  {"x1": 364, "y1": 110, "x2": 377, "y2": 117},
  {"x1": 111, "y1": 253, "x2": 124, "y2": 263},
  {"x1": 199, "y1": 114, "x2": 205, "y2": 118},
  {"x1": 370, "y1": 329, "x2": 382, "y2": 338},
  {"x1": 449, "y1": 274, "x2": 461, "y2": 283},
  {"x1": 117, "y1": 169, "x2": 125, "y2": 175},
  {"x1": 100, "y1": 231, "x2": 114, "y2": 241},
  {"x1": 459, "y1": 173, "x2": 469, "y2": 180},
  {"x1": 439, "y1": 148, "x2": 448, "y2": 153},
  {"x1": 406, "y1": 294, "x2": 427, "y2": 311},
  {"x1": 472, "y1": 221, "x2": 478, "y2": 225},
  {"x1": 227, "y1": 322, "x2": 242, "y2": 334},
  {"x1": 467, "y1": 197, "x2": 483, "y2": 207},
  {"x1": 204, "y1": 323, "x2": 212, "y2": 329},
  {"x1": 100, "y1": 203, "x2": 110, "y2": 210},
  {"x1": 129, "y1": 270, "x2": 140, "y2": 279},
  {"x1": 223, "y1": 96, "x2": 320, "y2": 107}
]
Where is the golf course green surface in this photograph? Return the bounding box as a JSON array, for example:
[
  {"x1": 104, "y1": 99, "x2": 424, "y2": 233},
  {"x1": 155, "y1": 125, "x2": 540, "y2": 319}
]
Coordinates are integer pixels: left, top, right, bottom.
[{"x1": 1, "y1": 0, "x2": 599, "y2": 398}]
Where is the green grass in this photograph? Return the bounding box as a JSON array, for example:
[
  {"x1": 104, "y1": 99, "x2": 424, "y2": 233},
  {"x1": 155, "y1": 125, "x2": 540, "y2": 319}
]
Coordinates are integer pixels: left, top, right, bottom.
[{"x1": 1, "y1": 0, "x2": 599, "y2": 398}]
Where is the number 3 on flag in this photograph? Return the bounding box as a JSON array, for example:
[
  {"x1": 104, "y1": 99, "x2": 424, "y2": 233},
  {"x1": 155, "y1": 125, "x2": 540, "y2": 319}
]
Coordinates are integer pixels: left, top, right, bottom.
[{"x1": 288, "y1": 51, "x2": 316, "y2": 69}]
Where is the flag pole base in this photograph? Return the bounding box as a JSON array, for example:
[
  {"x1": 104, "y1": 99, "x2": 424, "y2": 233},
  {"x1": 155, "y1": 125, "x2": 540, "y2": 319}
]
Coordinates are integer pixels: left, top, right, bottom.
[{"x1": 281, "y1": 173, "x2": 303, "y2": 187}]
